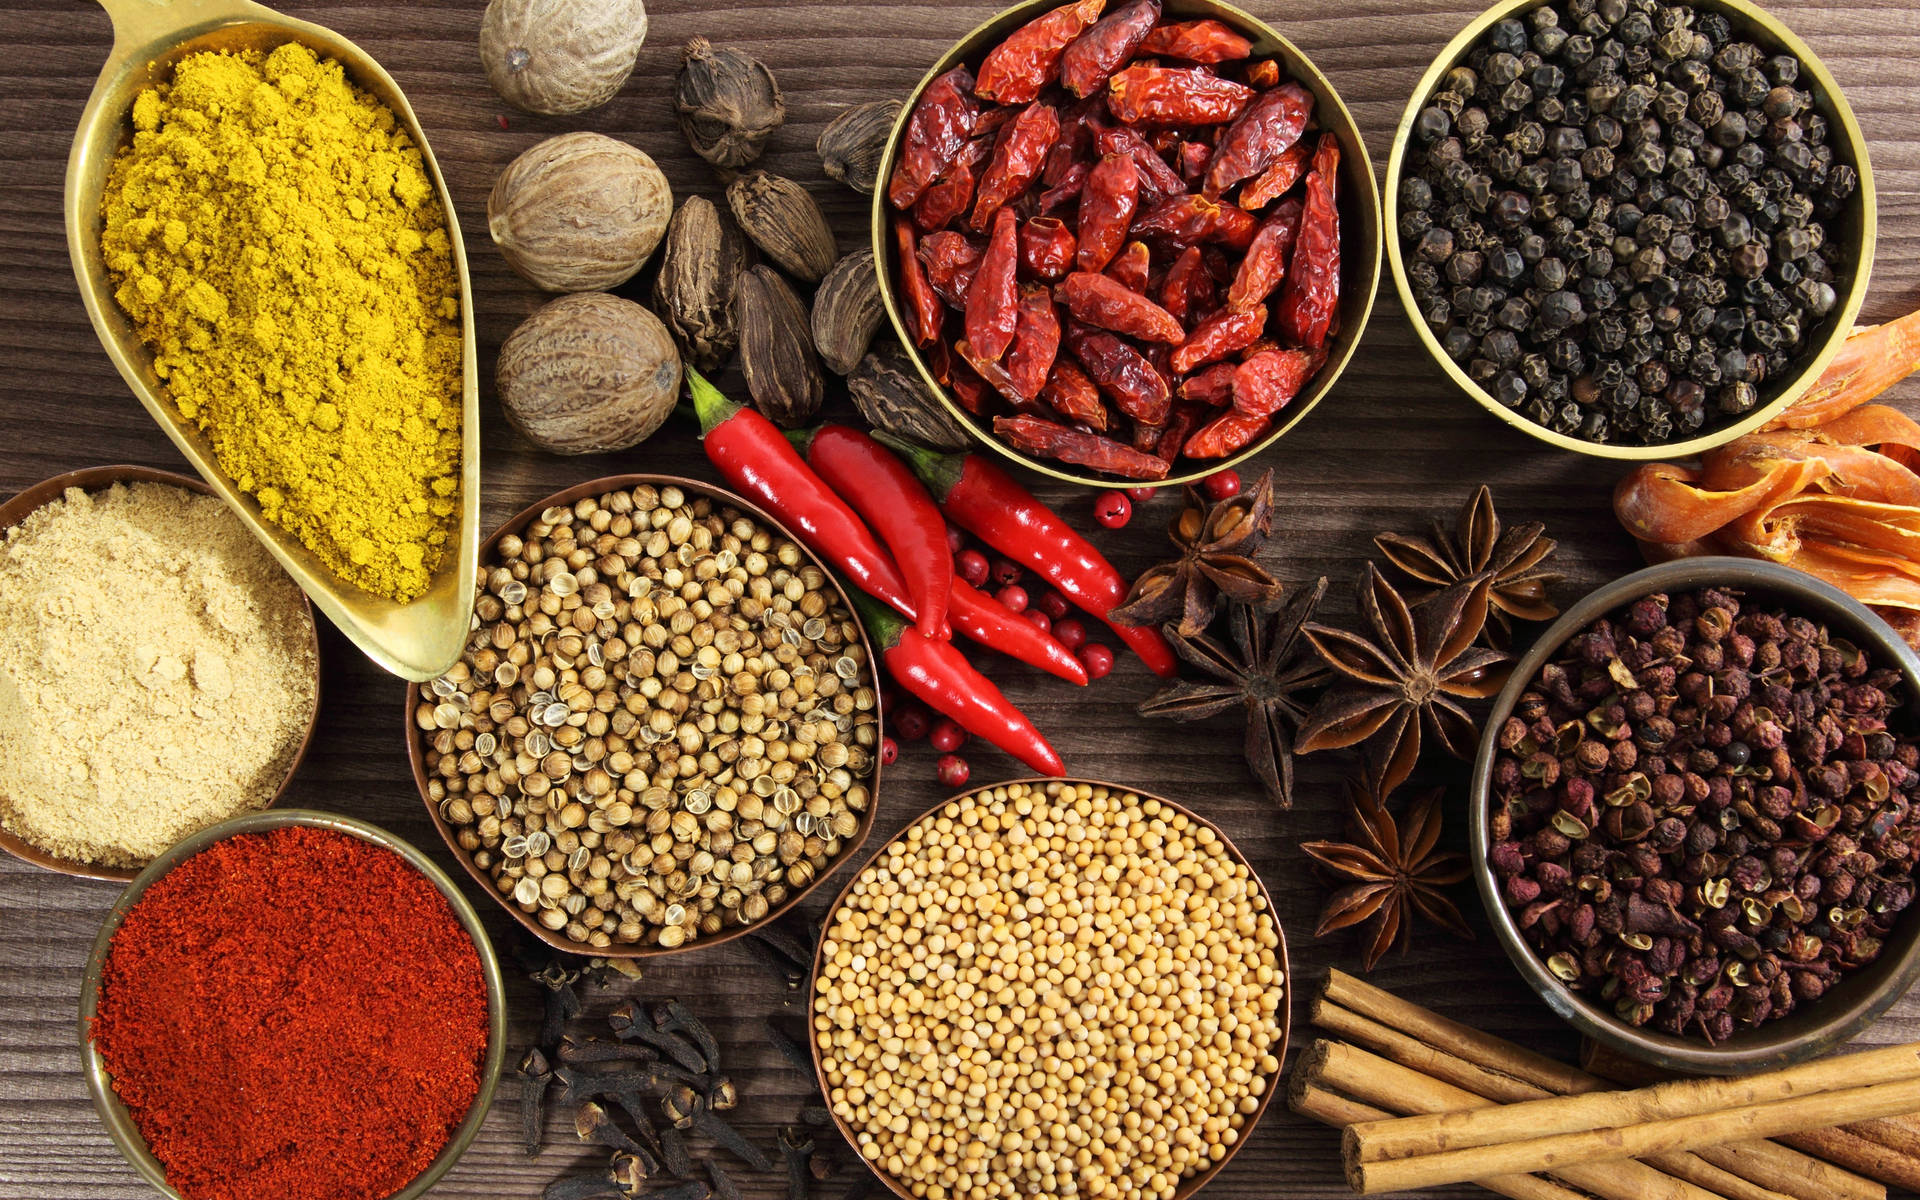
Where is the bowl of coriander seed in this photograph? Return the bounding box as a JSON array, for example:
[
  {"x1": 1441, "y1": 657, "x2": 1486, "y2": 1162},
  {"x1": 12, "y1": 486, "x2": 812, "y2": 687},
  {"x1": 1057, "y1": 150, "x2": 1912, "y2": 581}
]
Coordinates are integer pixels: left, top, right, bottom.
[{"x1": 406, "y1": 475, "x2": 883, "y2": 957}]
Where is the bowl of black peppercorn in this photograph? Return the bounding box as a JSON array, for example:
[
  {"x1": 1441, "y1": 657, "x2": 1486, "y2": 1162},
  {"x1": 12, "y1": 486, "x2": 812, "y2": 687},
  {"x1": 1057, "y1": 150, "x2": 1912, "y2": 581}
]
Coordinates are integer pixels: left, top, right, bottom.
[
  {"x1": 1470, "y1": 558, "x2": 1920, "y2": 1073},
  {"x1": 1387, "y1": 0, "x2": 1875, "y2": 459}
]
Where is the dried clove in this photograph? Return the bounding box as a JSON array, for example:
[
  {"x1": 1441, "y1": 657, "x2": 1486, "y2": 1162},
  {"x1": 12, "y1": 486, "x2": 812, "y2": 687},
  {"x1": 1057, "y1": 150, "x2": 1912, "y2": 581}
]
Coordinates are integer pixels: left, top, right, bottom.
[
  {"x1": 747, "y1": 919, "x2": 814, "y2": 971},
  {"x1": 677, "y1": 38, "x2": 784, "y2": 169},
  {"x1": 659, "y1": 1125, "x2": 695, "y2": 1179},
  {"x1": 662, "y1": 1082, "x2": 704, "y2": 1129},
  {"x1": 799, "y1": 1104, "x2": 831, "y2": 1127},
  {"x1": 605, "y1": 1087, "x2": 663, "y2": 1154},
  {"x1": 516, "y1": 1047, "x2": 554, "y2": 1157},
  {"x1": 707, "y1": 1159, "x2": 745, "y2": 1200},
  {"x1": 610, "y1": 1151, "x2": 658, "y2": 1196},
  {"x1": 556, "y1": 1063, "x2": 693, "y2": 1105},
  {"x1": 706, "y1": 1076, "x2": 738, "y2": 1112},
  {"x1": 577, "y1": 1100, "x2": 650, "y2": 1157},
  {"x1": 651, "y1": 1184, "x2": 712, "y2": 1200},
  {"x1": 610, "y1": 1002, "x2": 709, "y2": 1073},
  {"x1": 532, "y1": 960, "x2": 582, "y2": 1047},
  {"x1": 695, "y1": 1109, "x2": 776, "y2": 1172},
  {"x1": 652, "y1": 1000, "x2": 722, "y2": 1074},
  {"x1": 817, "y1": 100, "x2": 899, "y2": 196},
  {"x1": 765, "y1": 1016, "x2": 817, "y2": 1079},
  {"x1": 780, "y1": 1126, "x2": 816, "y2": 1200},
  {"x1": 558, "y1": 1035, "x2": 658, "y2": 1067},
  {"x1": 544, "y1": 1172, "x2": 621, "y2": 1200},
  {"x1": 741, "y1": 930, "x2": 807, "y2": 989}
]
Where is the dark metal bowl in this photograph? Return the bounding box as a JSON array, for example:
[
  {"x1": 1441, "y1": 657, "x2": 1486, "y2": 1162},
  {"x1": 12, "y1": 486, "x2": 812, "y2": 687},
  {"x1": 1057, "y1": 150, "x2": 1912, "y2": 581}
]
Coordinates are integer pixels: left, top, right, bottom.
[{"x1": 1469, "y1": 558, "x2": 1920, "y2": 1073}]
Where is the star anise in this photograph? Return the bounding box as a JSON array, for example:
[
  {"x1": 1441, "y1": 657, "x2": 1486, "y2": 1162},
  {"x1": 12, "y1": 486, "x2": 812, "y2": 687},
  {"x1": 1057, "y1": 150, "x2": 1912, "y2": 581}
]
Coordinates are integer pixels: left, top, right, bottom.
[
  {"x1": 1301, "y1": 772, "x2": 1474, "y2": 971},
  {"x1": 1110, "y1": 469, "x2": 1285, "y2": 637},
  {"x1": 1137, "y1": 579, "x2": 1332, "y2": 809},
  {"x1": 1296, "y1": 565, "x2": 1512, "y2": 796},
  {"x1": 1374, "y1": 485, "x2": 1561, "y2": 647}
]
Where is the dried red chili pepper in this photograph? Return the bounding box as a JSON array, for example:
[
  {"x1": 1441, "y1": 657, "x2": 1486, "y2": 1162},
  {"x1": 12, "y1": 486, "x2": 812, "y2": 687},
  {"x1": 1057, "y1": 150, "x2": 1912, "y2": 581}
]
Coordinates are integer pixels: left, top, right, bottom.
[
  {"x1": 878, "y1": 436, "x2": 1178, "y2": 676},
  {"x1": 949, "y1": 357, "x2": 994, "y2": 415},
  {"x1": 995, "y1": 415, "x2": 1171, "y2": 481},
  {"x1": 1104, "y1": 240, "x2": 1152, "y2": 293},
  {"x1": 913, "y1": 134, "x2": 990, "y2": 233},
  {"x1": 1059, "y1": 271, "x2": 1186, "y2": 344},
  {"x1": 921, "y1": 230, "x2": 983, "y2": 309},
  {"x1": 1093, "y1": 123, "x2": 1188, "y2": 195},
  {"x1": 1182, "y1": 408, "x2": 1269, "y2": 458},
  {"x1": 1239, "y1": 140, "x2": 1312, "y2": 210},
  {"x1": 1205, "y1": 82, "x2": 1312, "y2": 195},
  {"x1": 1041, "y1": 357, "x2": 1109, "y2": 429},
  {"x1": 1179, "y1": 359, "x2": 1238, "y2": 405},
  {"x1": 1233, "y1": 346, "x2": 1325, "y2": 416},
  {"x1": 1132, "y1": 193, "x2": 1257, "y2": 250},
  {"x1": 1155, "y1": 402, "x2": 1206, "y2": 460},
  {"x1": 1019, "y1": 217, "x2": 1077, "y2": 280},
  {"x1": 1137, "y1": 18, "x2": 1253, "y2": 64},
  {"x1": 969, "y1": 102, "x2": 1061, "y2": 233},
  {"x1": 1007, "y1": 287, "x2": 1063, "y2": 401},
  {"x1": 889, "y1": 65, "x2": 979, "y2": 210},
  {"x1": 91, "y1": 826, "x2": 488, "y2": 1200},
  {"x1": 1059, "y1": 0, "x2": 1161, "y2": 98},
  {"x1": 1243, "y1": 59, "x2": 1280, "y2": 89},
  {"x1": 1107, "y1": 64, "x2": 1253, "y2": 126},
  {"x1": 792, "y1": 423, "x2": 953, "y2": 638},
  {"x1": 927, "y1": 336, "x2": 958, "y2": 386},
  {"x1": 1274, "y1": 133, "x2": 1340, "y2": 350},
  {"x1": 1065, "y1": 323, "x2": 1171, "y2": 424},
  {"x1": 1130, "y1": 415, "x2": 1164, "y2": 453},
  {"x1": 1042, "y1": 99, "x2": 1100, "y2": 186},
  {"x1": 1075, "y1": 152, "x2": 1140, "y2": 273},
  {"x1": 976, "y1": 0, "x2": 1107, "y2": 104},
  {"x1": 893, "y1": 216, "x2": 942, "y2": 347},
  {"x1": 948, "y1": 577, "x2": 1089, "y2": 686},
  {"x1": 1226, "y1": 194, "x2": 1302, "y2": 309},
  {"x1": 1177, "y1": 139, "x2": 1212, "y2": 186},
  {"x1": 1171, "y1": 304, "x2": 1265, "y2": 373},
  {"x1": 964, "y1": 207, "x2": 1021, "y2": 361},
  {"x1": 956, "y1": 337, "x2": 1037, "y2": 411},
  {"x1": 1036, "y1": 161, "x2": 1091, "y2": 214},
  {"x1": 1159, "y1": 245, "x2": 1214, "y2": 326}
]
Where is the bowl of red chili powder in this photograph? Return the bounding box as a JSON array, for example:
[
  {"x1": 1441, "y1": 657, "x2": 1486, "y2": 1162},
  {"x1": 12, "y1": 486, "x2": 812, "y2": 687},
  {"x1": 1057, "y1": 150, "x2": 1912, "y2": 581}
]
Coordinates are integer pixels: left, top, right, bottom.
[{"x1": 80, "y1": 810, "x2": 505, "y2": 1200}]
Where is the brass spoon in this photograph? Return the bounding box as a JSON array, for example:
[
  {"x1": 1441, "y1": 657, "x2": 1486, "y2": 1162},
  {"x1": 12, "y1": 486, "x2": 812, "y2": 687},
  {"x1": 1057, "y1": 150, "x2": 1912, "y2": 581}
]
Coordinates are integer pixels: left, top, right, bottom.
[{"x1": 63, "y1": 0, "x2": 479, "y2": 681}]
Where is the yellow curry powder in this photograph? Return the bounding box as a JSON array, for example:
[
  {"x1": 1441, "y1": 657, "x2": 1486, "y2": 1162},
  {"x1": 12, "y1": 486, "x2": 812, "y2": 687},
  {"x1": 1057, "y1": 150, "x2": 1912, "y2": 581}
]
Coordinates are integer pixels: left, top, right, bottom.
[{"x1": 100, "y1": 43, "x2": 461, "y2": 602}]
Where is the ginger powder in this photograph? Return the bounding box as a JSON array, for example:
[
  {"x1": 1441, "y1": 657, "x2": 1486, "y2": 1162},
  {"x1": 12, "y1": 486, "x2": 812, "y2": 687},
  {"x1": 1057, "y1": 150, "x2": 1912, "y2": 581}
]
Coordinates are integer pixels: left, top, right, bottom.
[{"x1": 100, "y1": 43, "x2": 462, "y2": 602}]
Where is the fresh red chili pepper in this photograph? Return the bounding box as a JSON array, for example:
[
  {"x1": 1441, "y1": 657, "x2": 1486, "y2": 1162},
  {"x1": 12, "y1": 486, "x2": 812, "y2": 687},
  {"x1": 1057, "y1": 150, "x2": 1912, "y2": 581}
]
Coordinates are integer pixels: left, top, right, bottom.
[
  {"x1": 912, "y1": 133, "x2": 990, "y2": 233},
  {"x1": 995, "y1": 415, "x2": 1171, "y2": 481},
  {"x1": 688, "y1": 368, "x2": 932, "y2": 631},
  {"x1": 889, "y1": 65, "x2": 980, "y2": 211},
  {"x1": 1233, "y1": 346, "x2": 1326, "y2": 417},
  {"x1": 964, "y1": 207, "x2": 1021, "y2": 361},
  {"x1": 1007, "y1": 287, "x2": 1062, "y2": 401},
  {"x1": 876, "y1": 435, "x2": 1177, "y2": 676},
  {"x1": 976, "y1": 0, "x2": 1107, "y2": 104},
  {"x1": 851, "y1": 591, "x2": 1065, "y2": 776},
  {"x1": 1133, "y1": 193, "x2": 1257, "y2": 250},
  {"x1": 1075, "y1": 152, "x2": 1139, "y2": 273},
  {"x1": 893, "y1": 216, "x2": 942, "y2": 347},
  {"x1": 1136, "y1": 18, "x2": 1252, "y2": 64},
  {"x1": 1059, "y1": 271, "x2": 1186, "y2": 344},
  {"x1": 1107, "y1": 64, "x2": 1253, "y2": 126},
  {"x1": 1239, "y1": 140, "x2": 1312, "y2": 210},
  {"x1": 791, "y1": 423, "x2": 953, "y2": 640},
  {"x1": 1059, "y1": 0, "x2": 1161, "y2": 98},
  {"x1": 1159, "y1": 245, "x2": 1214, "y2": 327},
  {"x1": 949, "y1": 577, "x2": 1088, "y2": 685},
  {"x1": 920, "y1": 230, "x2": 983, "y2": 309},
  {"x1": 1104, "y1": 240, "x2": 1153, "y2": 293},
  {"x1": 969, "y1": 101, "x2": 1061, "y2": 233},
  {"x1": 1182, "y1": 408, "x2": 1269, "y2": 458},
  {"x1": 1178, "y1": 359, "x2": 1238, "y2": 405},
  {"x1": 1093, "y1": 124, "x2": 1188, "y2": 197},
  {"x1": 1040, "y1": 356, "x2": 1109, "y2": 429},
  {"x1": 1019, "y1": 216, "x2": 1078, "y2": 280},
  {"x1": 1226, "y1": 194, "x2": 1302, "y2": 309},
  {"x1": 1275, "y1": 133, "x2": 1341, "y2": 350},
  {"x1": 1171, "y1": 304, "x2": 1265, "y2": 373},
  {"x1": 1065, "y1": 323, "x2": 1170, "y2": 423},
  {"x1": 1205, "y1": 82, "x2": 1312, "y2": 194}
]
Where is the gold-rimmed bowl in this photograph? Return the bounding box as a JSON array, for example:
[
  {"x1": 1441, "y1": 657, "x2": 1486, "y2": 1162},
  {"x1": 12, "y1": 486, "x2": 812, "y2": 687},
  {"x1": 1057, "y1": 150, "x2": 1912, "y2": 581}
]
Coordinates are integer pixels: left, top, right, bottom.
[
  {"x1": 1384, "y1": 0, "x2": 1876, "y2": 461},
  {"x1": 65, "y1": 0, "x2": 480, "y2": 680},
  {"x1": 79, "y1": 808, "x2": 507, "y2": 1200},
  {"x1": 405, "y1": 474, "x2": 885, "y2": 959},
  {"x1": 0, "y1": 464, "x2": 321, "y2": 884},
  {"x1": 811, "y1": 777, "x2": 1290, "y2": 1200},
  {"x1": 872, "y1": 0, "x2": 1381, "y2": 489}
]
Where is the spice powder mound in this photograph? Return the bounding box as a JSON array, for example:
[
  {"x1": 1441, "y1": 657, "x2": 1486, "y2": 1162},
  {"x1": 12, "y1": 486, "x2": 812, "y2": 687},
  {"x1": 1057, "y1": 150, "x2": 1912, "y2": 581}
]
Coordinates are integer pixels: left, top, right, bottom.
[
  {"x1": 0, "y1": 482, "x2": 317, "y2": 868},
  {"x1": 91, "y1": 825, "x2": 490, "y2": 1200},
  {"x1": 814, "y1": 781, "x2": 1284, "y2": 1200},
  {"x1": 100, "y1": 43, "x2": 463, "y2": 601}
]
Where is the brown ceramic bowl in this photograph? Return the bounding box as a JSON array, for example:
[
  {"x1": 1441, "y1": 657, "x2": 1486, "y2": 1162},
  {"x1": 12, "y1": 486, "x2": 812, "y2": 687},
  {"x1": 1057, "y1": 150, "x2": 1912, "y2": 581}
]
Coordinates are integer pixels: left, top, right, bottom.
[
  {"x1": 405, "y1": 474, "x2": 884, "y2": 959},
  {"x1": 1470, "y1": 558, "x2": 1920, "y2": 1074},
  {"x1": 0, "y1": 465, "x2": 321, "y2": 884},
  {"x1": 810, "y1": 777, "x2": 1290, "y2": 1200}
]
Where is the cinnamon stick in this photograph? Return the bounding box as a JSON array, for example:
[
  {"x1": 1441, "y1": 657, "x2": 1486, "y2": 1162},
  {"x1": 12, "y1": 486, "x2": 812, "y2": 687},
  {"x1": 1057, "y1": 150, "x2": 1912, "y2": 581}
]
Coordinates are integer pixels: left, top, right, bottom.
[
  {"x1": 1778, "y1": 1128, "x2": 1920, "y2": 1194},
  {"x1": 1302, "y1": 1039, "x2": 1729, "y2": 1200},
  {"x1": 1345, "y1": 1076, "x2": 1920, "y2": 1195}
]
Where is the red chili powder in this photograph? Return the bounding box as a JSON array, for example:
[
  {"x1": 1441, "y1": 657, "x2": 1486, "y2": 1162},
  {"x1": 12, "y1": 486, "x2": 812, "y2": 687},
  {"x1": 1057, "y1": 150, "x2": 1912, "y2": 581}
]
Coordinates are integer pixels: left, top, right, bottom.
[{"x1": 91, "y1": 825, "x2": 490, "y2": 1200}]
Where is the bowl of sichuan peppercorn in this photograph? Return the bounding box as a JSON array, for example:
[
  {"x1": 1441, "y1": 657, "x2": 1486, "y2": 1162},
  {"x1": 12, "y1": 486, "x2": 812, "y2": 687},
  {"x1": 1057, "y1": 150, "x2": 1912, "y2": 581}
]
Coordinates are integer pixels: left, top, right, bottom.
[
  {"x1": 1471, "y1": 558, "x2": 1920, "y2": 1073},
  {"x1": 874, "y1": 0, "x2": 1381, "y2": 488},
  {"x1": 1387, "y1": 0, "x2": 1874, "y2": 459}
]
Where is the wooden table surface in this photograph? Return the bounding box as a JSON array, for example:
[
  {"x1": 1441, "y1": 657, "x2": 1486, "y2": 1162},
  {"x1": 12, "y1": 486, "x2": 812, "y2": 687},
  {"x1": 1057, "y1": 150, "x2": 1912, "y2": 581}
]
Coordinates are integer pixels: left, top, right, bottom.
[{"x1": 3, "y1": 1, "x2": 1918, "y2": 1197}]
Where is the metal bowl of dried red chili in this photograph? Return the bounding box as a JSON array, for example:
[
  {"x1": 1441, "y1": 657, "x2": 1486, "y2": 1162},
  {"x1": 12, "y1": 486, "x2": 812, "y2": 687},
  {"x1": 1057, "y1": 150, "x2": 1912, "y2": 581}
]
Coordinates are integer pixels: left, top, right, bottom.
[
  {"x1": 873, "y1": 0, "x2": 1382, "y2": 489},
  {"x1": 80, "y1": 809, "x2": 506, "y2": 1200}
]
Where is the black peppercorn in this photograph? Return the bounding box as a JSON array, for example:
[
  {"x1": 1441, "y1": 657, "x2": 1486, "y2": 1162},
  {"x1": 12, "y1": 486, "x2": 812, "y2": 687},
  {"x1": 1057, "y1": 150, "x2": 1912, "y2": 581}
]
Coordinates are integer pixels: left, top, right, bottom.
[{"x1": 1415, "y1": 105, "x2": 1452, "y2": 143}]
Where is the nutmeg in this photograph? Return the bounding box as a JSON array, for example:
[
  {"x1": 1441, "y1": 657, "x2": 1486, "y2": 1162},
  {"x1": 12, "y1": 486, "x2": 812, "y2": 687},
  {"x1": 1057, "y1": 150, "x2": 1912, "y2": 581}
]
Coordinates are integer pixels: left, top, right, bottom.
[
  {"x1": 496, "y1": 292, "x2": 681, "y2": 454},
  {"x1": 488, "y1": 132, "x2": 672, "y2": 292},
  {"x1": 479, "y1": 0, "x2": 649, "y2": 117}
]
